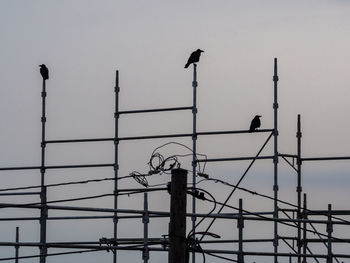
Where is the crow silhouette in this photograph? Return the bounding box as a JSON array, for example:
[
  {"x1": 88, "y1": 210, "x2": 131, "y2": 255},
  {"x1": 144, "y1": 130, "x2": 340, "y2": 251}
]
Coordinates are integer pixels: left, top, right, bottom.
[
  {"x1": 39, "y1": 64, "x2": 49, "y2": 80},
  {"x1": 249, "y1": 115, "x2": 262, "y2": 132},
  {"x1": 184, "y1": 49, "x2": 204, "y2": 68}
]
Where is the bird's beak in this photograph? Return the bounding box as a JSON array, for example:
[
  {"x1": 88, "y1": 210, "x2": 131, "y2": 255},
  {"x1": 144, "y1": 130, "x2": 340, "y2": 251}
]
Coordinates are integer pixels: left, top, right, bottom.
[{"x1": 201, "y1": 50, "x2": 204, "y2": 52}]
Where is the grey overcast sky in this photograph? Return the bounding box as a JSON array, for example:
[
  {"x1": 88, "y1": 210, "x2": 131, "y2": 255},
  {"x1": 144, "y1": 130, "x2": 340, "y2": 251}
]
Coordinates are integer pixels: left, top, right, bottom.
[{"x1": 1, "y1": 1, "x2": 350, "y2": 262}]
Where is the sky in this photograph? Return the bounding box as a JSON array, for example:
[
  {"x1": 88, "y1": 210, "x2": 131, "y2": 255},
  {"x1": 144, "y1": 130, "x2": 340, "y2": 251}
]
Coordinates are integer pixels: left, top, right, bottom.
[{"x1": 1, "y1": 0, "x2": 350, "y2": 262}]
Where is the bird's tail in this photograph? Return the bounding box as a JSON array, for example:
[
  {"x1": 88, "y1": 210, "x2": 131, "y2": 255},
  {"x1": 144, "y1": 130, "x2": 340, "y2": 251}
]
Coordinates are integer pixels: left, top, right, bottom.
[{"x1": 184, "y1": 63, "x2": 190, "y2": 68}]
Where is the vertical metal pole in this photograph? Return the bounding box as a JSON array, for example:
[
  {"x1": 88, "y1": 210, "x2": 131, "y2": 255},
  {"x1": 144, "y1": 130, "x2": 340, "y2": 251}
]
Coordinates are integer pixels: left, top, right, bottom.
[
  {"x1": 113, "y1": 70, "x2": 120, "y2": 263},
  {"x1": 15, "y1": 227, "x2": 19, "y2": 263},
  {"x1": 302, "y1": 193, "x2": 307, "y2": 263},
  {"x1": 273, "y1": 58, "x2": 279, "y2": 263},
  {"x1": 297, "y1": 114, "x2": 302, "y2": 263},
  {"x1": 191, "y1": 63, "x2": 198, "y2": 263},
  {"x1": 327, "y1": 204, "x2": 333, "y2": 263},
  {"x1": 143, "y1": 193, "x2": 149, "y2": 263},
  {"x1": 40, "y1": 78, "x2": 47, "y2": 263},
  {"x1": 169, "y1": 168, "x2": 188, "y2": 263},
  {"x1": 237, "y1": 199, "x2": 244, "y2": 263}
]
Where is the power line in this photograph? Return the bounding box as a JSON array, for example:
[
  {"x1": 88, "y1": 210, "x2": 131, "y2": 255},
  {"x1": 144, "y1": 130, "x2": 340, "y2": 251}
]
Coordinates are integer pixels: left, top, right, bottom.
[
  {"x1": 0, "y1": 248, "x2": 100, "y2": 261},
  {"x1": 0, "y1": 188, "x2": 166, "y2": 209},
  {"x1": 198, "y1": 191, "x2": 350, "y2": 245},
  {"x1": 198, "y1": 132, "x2": 273, "y2": 241},
  {"x1": 197, "y1": 177, "x2": 350, "y2": 225}
]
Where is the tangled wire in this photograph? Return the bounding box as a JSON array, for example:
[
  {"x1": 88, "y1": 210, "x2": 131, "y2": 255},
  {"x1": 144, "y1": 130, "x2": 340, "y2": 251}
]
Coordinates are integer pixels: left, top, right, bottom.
[{"x1": 129, "y1": 142, "x2": 208, "y2": 187}]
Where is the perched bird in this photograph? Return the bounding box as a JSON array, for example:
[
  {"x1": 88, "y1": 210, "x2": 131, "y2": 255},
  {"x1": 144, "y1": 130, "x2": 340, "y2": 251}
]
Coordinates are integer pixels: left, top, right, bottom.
[
  {"x1": 249, "y1": 115, "x2": 262, "y2": 132},
  {"x1": 184, "y1": 49, "x2": 204, "y2": 68},
  {"x1": 39, "y1": 64, "x2": 49, "y2": 80}
]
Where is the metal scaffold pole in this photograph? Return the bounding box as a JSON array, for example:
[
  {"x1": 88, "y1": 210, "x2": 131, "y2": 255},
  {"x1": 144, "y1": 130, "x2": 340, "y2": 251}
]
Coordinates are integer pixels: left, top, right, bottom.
[
  {"x1": 15, "y1": 227, "x2": 19, "y2": 263},
  {"x1": 297, "y1": 114, "x2": 302, "y2": 263},
  {"x1": 113, "y1": 70, "x2": 120, "y2": 263},
  {"x1": 191, "y1": 63, "x2": 198, "y2": 263},
  {"x1": 237, "y1": 199, "x2": 244, "y2": 263},
  {"x1": 302, "y1": 193, "x2": 308, "y2": 263},
  {"x1": 273, "y1": 58, "x2": 279, "y2": 263},
  {"x1": 40, "y1": 77, "x2": 48, "y2": 263}
]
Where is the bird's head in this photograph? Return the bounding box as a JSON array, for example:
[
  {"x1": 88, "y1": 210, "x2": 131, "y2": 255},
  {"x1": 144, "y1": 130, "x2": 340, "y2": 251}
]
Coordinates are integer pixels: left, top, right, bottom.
[
  {"x1": 256, "y1": 115, "x2": 262, "y2": 118},
  {"x1": 197, "y1": 49, "x2": 204, "y2": 53},
  {"x1": 39, "y1": 64, "x2": 46, "y2": 68}
]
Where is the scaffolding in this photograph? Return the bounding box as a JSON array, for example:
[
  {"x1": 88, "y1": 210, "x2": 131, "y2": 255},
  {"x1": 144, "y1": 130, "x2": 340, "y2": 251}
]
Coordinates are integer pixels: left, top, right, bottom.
[{"x1": 0, "y1": 58, "x2": 350, "y2": 263}]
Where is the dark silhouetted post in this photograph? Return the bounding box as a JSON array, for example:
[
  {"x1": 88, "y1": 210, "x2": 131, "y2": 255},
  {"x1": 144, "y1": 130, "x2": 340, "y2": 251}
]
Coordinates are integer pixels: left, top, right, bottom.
[
  {"x1": 143, "y1": 192, "x2": 149, "y2": 263},
  {"x1": 40, "y1": 76, "x2": 48, "y2": 263},
  {"x1": 302, "y1": 194, "x2": 307, "y2": 263},
  {"x1": 15, "y1": 227, "x2": 19, "y2": 263},
  {"x1": 297, "y1": 114, "x2": 302, "y2": 263},
  {"x1": 237, "y1": 199, "x2": 244, "y2": 263},
  {"x1": 273, "y1": 57, "x2": 279, "y2": 263},
  {"x1": 191, "y1": 63, "x2": 198, "y2": 263},
  {"x1": 169, "y1": 168, "x2": 188, "y2": 263},
  {"x1": 113, "y1": 70, "x2": 120, "y2": 263},
  {"x1": 327, "y1": 204, "x2": 333, "y2": 263}
]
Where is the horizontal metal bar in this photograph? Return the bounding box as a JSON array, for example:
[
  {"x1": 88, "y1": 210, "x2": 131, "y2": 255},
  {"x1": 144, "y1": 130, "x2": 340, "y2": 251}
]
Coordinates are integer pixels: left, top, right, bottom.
[
  {"x1": 47, "y1": 216, "x2": 113, "y2": 220},
  {"x1": 278, "y1": 208, "x2": 297, "y2": 212},
  {"x1": 0, "y1": 163, "x2": 114, "y2": 171},
  {"x1": 45, "y1": 163, "x2": 114, "y2": 169},
  {"x1": 119, "y1": 106, "x2": 193, "y2": 115},
  {"x1": 0, "y1": 242, "x2": 349, "y2": 259},
  {"x1": 46, "y1": 138, "x2": 113, "y2": 144},
  {"x1": 199, "y1": 238, "x2": 274, "y2": 244},
  {"x1": 302, "y1": 156, "x2": 350, "y2": 161},
  {"x1": 306, "y1": 209, "x2": 350, "y2": 215},
  {"x1": 197, "y1": 155, "x2": 274, "y2": 163},
  {"x1": 47, "y1": 216, "x2": 114, "y2": 220},
  {"x1": 0, "y1": 203, "x2": 274, "y2": 218},
  {"x1": 279, "y1": 153, "x2": 297, "y2": 158},
  {"x1": 0, "y1": 217, "x2": 39, "y2": 221},
  {"x1": 4, "y1": 242, "x2": 350, "y2": 259},
  {"x1": 0, "y1": 192, "x2": 40, "y2": 196},
  {"x1": 119, "y1": 133, "x2": 192, "y2": 141},
  {"x1": 43, "y1": 129, "x2": 274, "y2": 145},
  {"x1": 0, "y1": 166, "x2": 41, "y2": 171},
  {"x1": 197, "y1": 129, "x2": 273, "y2": 136},
  {"x1": 305, "y1": 238, "x2": 350, "y2": 243}
]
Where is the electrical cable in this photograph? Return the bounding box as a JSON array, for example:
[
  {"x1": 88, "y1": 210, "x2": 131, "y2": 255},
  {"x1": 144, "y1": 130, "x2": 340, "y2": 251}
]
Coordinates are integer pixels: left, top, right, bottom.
[
  {"x1": 197, "y1": 177, "x2": 350, "y2": 225},
  {"x1": 148, "y1": 141, "x2": 208, "y2": 175},
  {"x1": 0, "y1": 248, "x2": 100, "y2": 261},
  {"x1": 0, "y1": 175, "x2": 134, "y2": 193},
  {"x1": 187, "y1": 187, "x2": 217, "y2": 238},
  {"x1": 198, "y1": 132, "x2": 273, "y2": 241},
  {"x1": 200, "y1": 193, "x2": 350, "y2": 245},
  {"x1": 0, "y1": 188, "x2": 166, "y2": 209}
]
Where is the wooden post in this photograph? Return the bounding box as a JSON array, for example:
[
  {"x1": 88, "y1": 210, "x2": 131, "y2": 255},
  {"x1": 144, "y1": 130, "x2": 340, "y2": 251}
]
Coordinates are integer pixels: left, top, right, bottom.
[{"x1": 169, "y1": 168, "x2": 188, "y2": 263}]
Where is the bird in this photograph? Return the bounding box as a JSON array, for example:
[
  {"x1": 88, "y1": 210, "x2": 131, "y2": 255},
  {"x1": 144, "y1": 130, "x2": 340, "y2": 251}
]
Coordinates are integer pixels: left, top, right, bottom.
[
  {"x1": 184, "y1": 49, "x2": 204, "y2": 68},
  {"x1": 249, "y1": 115, "x2": 262, "y2": 132},
  {"x1": 39, "y1": 64, "x2": 49, "y2": 80}
]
